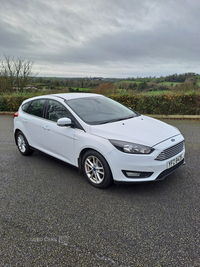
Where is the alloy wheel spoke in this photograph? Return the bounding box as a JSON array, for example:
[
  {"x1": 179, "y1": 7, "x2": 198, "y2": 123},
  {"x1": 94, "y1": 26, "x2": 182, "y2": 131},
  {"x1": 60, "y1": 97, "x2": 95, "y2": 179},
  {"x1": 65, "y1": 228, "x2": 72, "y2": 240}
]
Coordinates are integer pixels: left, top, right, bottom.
[
  {"x1": 86, "y1": 158, "x2": 94, "y2": 168},
  {"x1": 97, "y1": 170, "x2": 104, "y2": 175},
  {"x1": 86, "y1": 169, "x2": 93, "y2": 177},
  {"x1": 95, "y1": 172, "x2": 101, "y2": 182}
]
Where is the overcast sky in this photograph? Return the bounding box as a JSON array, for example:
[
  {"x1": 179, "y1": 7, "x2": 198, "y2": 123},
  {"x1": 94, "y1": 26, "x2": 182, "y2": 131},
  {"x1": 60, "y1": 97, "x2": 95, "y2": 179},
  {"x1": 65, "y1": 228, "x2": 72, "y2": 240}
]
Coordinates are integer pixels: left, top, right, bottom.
[{"x1": 1, "y1": 0, "x2": 200, "y2": 78}]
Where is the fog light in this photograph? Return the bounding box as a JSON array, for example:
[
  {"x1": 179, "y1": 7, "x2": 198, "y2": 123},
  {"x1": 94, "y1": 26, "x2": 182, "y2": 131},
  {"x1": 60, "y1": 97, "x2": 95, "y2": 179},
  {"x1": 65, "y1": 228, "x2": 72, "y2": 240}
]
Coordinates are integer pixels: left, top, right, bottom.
[
  {"x1": 122, "y1": 170, "x2": 154, "y2": 178},
  {"x1": 126, "y1": 172, "x2": 141, "y2": 177}
]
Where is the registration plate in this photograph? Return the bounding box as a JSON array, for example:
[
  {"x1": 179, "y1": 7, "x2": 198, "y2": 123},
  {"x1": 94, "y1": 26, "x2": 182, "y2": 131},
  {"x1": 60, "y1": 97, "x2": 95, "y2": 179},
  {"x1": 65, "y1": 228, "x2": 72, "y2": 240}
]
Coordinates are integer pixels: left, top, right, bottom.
[{"x1": 167, "y1": 154, "x2": 183, "y2": 169}]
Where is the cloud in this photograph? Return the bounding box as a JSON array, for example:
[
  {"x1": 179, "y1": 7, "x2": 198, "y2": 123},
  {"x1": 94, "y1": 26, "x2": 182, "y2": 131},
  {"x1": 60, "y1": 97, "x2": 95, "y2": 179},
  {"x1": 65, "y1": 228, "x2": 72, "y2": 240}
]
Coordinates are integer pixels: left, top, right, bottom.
[{"x1": 0, "y1": 0, "x2": 200, "y2": 77}]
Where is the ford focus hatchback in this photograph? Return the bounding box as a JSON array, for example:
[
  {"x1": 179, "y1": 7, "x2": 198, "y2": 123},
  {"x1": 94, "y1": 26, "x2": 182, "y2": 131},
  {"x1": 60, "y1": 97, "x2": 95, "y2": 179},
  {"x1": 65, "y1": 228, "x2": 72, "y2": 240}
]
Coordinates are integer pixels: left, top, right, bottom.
[{"x1": 13, "y1": 93, "x2": 185, "y2": 188}]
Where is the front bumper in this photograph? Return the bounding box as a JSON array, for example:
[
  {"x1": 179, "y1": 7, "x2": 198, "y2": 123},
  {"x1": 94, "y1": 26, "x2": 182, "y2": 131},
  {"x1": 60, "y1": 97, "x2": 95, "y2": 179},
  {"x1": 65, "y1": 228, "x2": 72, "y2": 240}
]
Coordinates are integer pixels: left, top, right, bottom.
[{"x1": 106, "y1": 134, "x2": 185, "y2": 183}]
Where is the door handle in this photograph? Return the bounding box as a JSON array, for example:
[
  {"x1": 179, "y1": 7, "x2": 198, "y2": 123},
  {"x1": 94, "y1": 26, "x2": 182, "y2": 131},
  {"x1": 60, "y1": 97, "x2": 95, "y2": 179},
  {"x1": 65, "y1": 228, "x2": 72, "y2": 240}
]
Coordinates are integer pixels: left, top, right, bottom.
[{"x1": 43, "y1": 125, "x2": 50, "y2": 131}]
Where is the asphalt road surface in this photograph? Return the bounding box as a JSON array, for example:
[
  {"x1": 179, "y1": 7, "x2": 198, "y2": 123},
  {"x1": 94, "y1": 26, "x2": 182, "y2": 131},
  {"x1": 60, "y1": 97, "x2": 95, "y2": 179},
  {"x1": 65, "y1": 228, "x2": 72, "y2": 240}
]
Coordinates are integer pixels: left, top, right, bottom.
[{"x1": 0, "y1": 115, "x2": 200, "y2": 267}]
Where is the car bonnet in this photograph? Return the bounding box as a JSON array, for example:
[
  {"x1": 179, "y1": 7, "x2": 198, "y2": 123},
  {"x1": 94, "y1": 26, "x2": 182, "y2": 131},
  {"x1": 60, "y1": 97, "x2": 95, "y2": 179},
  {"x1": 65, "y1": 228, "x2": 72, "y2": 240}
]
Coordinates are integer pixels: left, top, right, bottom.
[{"x1": 90, "y1": 115, "x2": 181, "y2": 147}]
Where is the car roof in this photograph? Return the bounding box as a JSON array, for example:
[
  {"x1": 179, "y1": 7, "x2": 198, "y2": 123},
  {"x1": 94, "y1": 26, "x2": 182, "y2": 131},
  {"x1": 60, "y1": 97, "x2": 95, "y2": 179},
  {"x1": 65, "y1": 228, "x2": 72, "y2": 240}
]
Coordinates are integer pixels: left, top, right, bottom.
[
  {"x1": 22, "y1": 93, "x2": 104, "y2": 104},
  {"x1": 53, "y1": 93, "x2": 102, "y2": 100}
]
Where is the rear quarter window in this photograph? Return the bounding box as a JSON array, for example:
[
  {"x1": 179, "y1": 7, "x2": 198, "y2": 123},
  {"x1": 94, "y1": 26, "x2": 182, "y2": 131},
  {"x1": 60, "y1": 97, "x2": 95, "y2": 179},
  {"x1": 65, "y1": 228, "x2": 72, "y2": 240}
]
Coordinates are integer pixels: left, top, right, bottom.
[
  {"x1": 22, "y1": 102, "x2": 30, "y2": 112},
  {"x1": 26, "y1": 99, "x2": 46, "y2": 118}
]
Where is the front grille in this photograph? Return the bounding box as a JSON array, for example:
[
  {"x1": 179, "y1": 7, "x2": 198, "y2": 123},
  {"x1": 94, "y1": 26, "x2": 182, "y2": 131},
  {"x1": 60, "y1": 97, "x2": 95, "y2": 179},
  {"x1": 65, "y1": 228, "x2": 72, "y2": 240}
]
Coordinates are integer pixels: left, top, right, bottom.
[{"x1": 155, "y1": 141, "x2": 184, "y2": 161}]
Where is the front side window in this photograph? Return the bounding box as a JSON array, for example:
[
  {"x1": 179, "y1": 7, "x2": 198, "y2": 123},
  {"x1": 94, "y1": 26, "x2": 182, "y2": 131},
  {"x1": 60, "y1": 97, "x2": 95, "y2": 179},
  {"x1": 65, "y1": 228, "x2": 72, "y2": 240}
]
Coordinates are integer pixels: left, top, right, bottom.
[
  {"x1": 27, "y1": 99, "x2": 46, "y2": 118},
  {"x1": 46, "y1": 100, "x2": 72, "y2": 122}
]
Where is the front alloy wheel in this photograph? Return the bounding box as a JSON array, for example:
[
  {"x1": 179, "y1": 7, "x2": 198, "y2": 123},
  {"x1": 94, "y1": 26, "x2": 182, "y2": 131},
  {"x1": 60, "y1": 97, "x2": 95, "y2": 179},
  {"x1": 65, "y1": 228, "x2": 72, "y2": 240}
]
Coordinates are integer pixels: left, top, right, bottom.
[{"x1": 82, "y1": 150, "x2": 112, "y2": 188}]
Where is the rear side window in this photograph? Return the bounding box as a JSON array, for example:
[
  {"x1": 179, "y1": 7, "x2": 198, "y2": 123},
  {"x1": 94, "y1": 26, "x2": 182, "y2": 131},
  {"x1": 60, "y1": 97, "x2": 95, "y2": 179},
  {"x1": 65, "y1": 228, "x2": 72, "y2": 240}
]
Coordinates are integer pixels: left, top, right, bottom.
[
  {"x1": 26, "y1": 99, "x2": 46, "y2": 118},
  {"x1": 22, "y1": 102, "x2": 30, "y2": 112}
]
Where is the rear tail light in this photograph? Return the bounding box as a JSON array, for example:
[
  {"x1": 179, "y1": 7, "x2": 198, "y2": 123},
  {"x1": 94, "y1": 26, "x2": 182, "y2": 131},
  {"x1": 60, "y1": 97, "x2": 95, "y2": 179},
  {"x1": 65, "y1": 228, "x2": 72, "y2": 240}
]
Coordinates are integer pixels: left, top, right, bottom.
[{"x1": 13, "y1": 111, "x2": 19, "y2": 118}]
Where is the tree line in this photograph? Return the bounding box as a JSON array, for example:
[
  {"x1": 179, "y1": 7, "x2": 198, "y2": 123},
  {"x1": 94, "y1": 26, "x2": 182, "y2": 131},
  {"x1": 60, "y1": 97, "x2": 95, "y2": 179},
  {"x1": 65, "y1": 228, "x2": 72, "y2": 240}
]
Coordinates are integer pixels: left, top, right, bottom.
[
  {"x1": 0, "y1": 54, "x2": 199, "y2": 93},
  {"x1": 126, "y1": 73, "x2": 199, "y2": 83}
]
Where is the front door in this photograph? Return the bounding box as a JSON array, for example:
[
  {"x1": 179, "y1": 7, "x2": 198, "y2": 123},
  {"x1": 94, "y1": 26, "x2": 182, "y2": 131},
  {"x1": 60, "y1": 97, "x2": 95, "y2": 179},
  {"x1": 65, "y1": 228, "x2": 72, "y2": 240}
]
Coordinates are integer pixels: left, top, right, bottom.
[{"x1": 41, "y1": 100, "x2": 76, "y2": 165}]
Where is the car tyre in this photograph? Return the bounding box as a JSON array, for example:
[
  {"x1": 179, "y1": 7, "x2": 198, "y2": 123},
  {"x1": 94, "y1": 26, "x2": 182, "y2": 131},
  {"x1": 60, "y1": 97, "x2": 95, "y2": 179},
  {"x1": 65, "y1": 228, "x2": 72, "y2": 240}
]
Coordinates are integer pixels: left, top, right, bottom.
[
  {"x1": 82, "y1": 150, "x2": 113, "y2": 188},
  {"x1": 16, "y1": 131, "x2": 34, "y2": 156}
]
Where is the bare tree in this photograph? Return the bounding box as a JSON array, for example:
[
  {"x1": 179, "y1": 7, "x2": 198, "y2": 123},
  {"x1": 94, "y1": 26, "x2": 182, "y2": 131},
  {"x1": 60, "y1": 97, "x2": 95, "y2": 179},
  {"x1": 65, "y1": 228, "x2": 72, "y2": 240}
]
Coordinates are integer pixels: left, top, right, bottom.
[{"x1": 0, "y1": 55, "x2": 36, "y2": 92}]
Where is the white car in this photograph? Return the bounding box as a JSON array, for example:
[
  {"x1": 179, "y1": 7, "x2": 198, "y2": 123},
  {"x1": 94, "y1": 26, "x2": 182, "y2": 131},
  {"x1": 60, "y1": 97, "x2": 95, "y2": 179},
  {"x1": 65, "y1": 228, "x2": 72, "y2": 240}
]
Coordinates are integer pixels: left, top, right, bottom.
[{"x1": 13, "y1": 93, "x2": 185, "y2": 188}]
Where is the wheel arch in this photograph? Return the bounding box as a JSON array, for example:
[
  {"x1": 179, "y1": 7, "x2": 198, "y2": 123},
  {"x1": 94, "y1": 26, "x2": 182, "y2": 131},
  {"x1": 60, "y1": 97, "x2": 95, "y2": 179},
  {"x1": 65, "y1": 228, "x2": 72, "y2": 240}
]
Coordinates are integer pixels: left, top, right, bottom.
[
  {"x1": 78, "y1": 148, "x2": 91, "y2": 173},
  {"x1": 14, "y1": 129, "x2": 21, "y2": 145},
  {"x1": 78, "y1": 148, "x2": 113, "y2": 179},
  {"x1": 14, "y1": 128, "x2": 32, "y2": 147}
]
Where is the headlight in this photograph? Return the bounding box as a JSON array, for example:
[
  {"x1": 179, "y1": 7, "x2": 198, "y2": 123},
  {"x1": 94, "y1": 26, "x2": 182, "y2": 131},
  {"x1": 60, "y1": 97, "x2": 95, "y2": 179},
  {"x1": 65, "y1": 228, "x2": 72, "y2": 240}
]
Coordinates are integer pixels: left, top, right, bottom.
[{"x1": 109, "y1": 139, "x2": 154, "y2": 154}]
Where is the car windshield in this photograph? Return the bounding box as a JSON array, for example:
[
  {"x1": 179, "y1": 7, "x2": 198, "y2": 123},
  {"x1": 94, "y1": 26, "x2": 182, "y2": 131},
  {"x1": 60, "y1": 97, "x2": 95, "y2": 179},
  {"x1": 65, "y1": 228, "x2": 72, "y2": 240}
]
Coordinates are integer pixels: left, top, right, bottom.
[{"x1": 66, "y1": 96, "x2": 139, "y2": 125}]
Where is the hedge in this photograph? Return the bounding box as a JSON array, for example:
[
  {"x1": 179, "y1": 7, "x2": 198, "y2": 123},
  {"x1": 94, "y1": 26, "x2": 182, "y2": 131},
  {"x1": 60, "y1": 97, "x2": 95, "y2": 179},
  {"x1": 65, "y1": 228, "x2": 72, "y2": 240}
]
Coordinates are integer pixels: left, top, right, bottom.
[
  {"x1": 0, "y1": 92, "x2": 200, "y2": 115},
  {"x1": 0, "y1": 92, "x2": 44, "y2": 112},
  {"x1": 111, "y1": 93, "x2": 200, "y2": 115}
]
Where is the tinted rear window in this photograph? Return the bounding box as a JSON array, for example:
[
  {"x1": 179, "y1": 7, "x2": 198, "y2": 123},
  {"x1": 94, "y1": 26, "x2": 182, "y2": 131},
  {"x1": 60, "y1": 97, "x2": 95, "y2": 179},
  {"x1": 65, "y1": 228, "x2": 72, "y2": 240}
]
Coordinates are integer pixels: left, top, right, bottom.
[{"x1": 26, "y1": 99, "x2": 46, "y2": 118}]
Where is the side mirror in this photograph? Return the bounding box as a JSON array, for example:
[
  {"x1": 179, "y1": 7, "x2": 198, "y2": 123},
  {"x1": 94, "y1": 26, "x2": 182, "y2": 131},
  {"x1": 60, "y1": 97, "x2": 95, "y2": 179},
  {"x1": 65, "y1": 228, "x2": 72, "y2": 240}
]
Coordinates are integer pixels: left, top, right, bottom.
[{"x1": 57, "y1": 117, "x2": 72, "y2": 126}]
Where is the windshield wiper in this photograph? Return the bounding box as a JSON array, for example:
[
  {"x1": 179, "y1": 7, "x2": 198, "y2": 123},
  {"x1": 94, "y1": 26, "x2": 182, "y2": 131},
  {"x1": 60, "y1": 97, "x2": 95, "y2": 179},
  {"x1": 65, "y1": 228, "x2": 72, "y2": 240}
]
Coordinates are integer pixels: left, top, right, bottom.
[
  {"x1": 123, "y1": 115, "x2": 136, "y2": 120},
  {"x1": 99, "y1": 115, "x2": 135, "y2": 125}
]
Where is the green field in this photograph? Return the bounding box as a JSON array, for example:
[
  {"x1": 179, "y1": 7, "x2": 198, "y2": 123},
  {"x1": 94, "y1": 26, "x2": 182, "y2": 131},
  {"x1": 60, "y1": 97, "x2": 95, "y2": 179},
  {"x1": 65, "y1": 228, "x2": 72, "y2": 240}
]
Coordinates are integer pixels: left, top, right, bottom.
[
  {"x1": 70, "y1": 87, "x2": 92, "y2": 92},
  {"x1": 157, "y1": 82, "x2": 181, "y2": 87},
  {"x1": 114, "y1": 81, "x2": 143, "y2": 85}
]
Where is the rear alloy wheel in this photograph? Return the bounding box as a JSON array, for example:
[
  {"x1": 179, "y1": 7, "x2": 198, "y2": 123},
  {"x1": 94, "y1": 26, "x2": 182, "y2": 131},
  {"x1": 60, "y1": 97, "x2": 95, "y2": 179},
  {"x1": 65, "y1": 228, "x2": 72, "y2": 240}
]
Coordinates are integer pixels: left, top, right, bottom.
[
  {"x1": 82, "y1": 150, "x2": 112, "y2": 188},
  {"x1": 16, "y1": 131, "x2": 34, "y2": 156}
]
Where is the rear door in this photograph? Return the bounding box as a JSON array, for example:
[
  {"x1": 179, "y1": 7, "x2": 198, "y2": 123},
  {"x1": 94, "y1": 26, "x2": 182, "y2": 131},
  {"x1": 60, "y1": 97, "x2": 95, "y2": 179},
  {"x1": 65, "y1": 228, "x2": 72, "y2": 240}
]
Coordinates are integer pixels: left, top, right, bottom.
[{"x1": 22, "y1": 99, "x2": 46, "y2": 149}]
